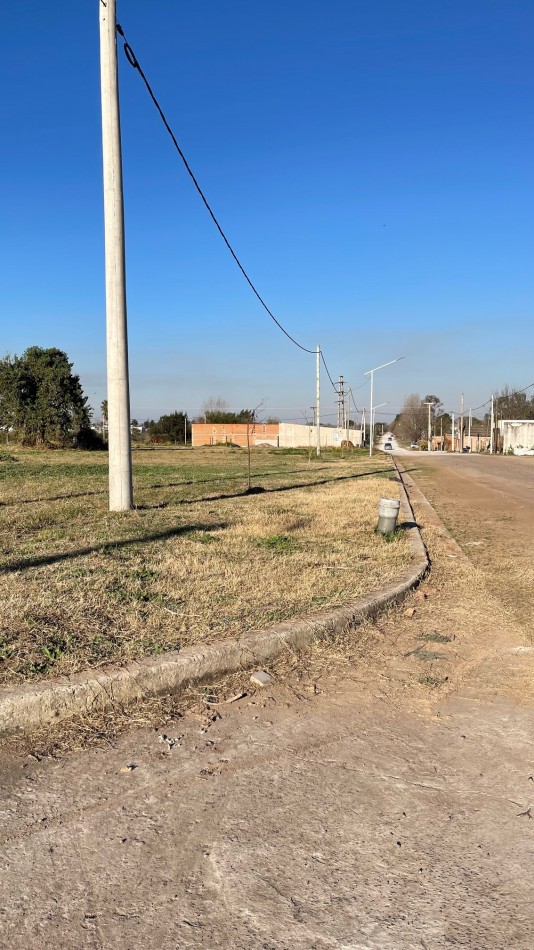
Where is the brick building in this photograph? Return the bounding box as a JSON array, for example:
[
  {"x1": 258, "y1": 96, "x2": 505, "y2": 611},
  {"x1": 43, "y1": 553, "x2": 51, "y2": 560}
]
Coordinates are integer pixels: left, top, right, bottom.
[{"x1": 191, "y1": 423, "x2": 279, "y2": 447}]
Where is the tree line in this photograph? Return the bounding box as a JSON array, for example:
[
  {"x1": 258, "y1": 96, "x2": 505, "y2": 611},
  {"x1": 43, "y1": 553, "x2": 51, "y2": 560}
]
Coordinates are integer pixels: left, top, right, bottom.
[
  {"x1": 392, "y1": 387, "x2": 534, "y2": 445},
  {"x1": 0, "y1": 351, "x2": 273, "y2": 448}
]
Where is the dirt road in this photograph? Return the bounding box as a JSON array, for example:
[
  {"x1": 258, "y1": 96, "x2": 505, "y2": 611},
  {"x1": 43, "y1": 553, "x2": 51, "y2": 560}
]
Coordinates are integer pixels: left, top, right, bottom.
[
  {"x1": 407, "y1": 453, "x2": 534, "y2": 640},
  {"x1": 1, "y1": 465, "x2": 534, "y2": 949}
]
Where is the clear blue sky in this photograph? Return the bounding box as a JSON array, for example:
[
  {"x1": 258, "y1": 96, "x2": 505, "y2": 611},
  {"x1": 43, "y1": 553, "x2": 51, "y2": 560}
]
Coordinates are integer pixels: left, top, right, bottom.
[{"x1": 2, "y1": 0, "x2": 533, "y2": 423}]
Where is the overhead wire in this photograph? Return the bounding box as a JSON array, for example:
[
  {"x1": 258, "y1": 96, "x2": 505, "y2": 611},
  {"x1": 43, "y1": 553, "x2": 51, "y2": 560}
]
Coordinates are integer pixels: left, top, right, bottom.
[
  {"x1": 446, "y1": 381, "x2": 534, "y2": 417},
  {"x1": 115, "y1": 22, "x2": 320, "y2": 357},
  {"x1": 320, "y1": 352, "x2": 339, "y2": 394}
]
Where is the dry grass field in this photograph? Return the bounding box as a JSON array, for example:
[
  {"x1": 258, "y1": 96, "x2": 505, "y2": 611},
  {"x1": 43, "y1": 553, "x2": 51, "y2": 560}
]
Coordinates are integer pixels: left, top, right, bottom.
[{"x1": 0, "y1": 446, "x2": 411, "y2": 685}]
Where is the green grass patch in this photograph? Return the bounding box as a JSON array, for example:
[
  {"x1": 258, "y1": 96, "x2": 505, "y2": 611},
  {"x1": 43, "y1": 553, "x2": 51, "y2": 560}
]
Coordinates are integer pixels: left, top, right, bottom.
[{"x1": 256, "y1": 534, "x2": 296, "y2": 553}]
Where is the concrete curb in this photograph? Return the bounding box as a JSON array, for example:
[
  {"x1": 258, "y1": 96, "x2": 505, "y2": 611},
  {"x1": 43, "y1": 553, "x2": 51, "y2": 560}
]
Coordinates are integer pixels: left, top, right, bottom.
[{"x1": 0, "y1": 468, "x2": 429, "y2": 739}]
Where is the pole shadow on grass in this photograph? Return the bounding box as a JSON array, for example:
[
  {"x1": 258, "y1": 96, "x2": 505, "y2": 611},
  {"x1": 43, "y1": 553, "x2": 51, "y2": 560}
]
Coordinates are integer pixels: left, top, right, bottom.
[
  {"x1": 138, "y1": 467, "x2": 414, "y2": 510},
  {"x1": 149, "y1": 466, "x2": 334, "y2": 490},
  {"x1": 0, "y1": 489, "x2": 107, "y2": 508},
  {"x1": 1, "y1": 468, "x2": 336, "y2": 507},
  {"x1": 0, "y1": 522, "x2": 228, "y2": 574}
]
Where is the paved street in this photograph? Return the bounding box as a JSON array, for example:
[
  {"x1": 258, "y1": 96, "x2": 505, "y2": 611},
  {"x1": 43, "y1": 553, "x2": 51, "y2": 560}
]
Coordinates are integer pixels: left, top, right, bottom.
[{"x1": 2, "y1": 462, "x2": 534, "y2": 949}]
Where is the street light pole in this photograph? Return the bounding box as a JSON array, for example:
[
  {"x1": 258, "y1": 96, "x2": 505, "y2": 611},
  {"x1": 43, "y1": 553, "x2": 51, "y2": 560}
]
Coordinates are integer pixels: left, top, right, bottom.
[
  {"x1": 99, "y1": 0, "x2": 133, "y2": 511},
  {"x1": 368, "y1": 371, "x2": 374, "y2": 457},
  {"x1": 364, "y1": 357, "x2": 405, "y2": 457},
  {"x1": 316, "y1": 345, "x2": 321, "y2": 457},
  {"x1": 460, "y1": 392, "x2": 464, "y2": 453},
  {"x1": 424, "y1": 401, "x2": 432, "y2": 453}
]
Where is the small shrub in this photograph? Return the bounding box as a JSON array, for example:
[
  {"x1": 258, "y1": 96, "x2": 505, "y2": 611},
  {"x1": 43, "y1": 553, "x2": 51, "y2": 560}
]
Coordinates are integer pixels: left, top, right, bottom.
[
  {"x1": 376, "y1": 528, "x2": 401, "y2": 543},
  {"x1": 420, "y1": 632, "x2": 452, "y2": 644},
  {"x1": 419, "y1": 674, "x2": 448, "y2": 688},
  {"x1": 75, "y1": 427, "x2": 107, "y2": 451}
]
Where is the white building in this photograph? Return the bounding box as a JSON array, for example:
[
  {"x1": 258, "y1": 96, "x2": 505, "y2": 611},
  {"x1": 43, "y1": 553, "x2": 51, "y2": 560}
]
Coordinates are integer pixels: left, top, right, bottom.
[
  {"x1": 497, "y1": 420, "x2": 534, "y2": 455},
  {"x1": 278, "y1": 423, "x2": 363, "y2": 449}
]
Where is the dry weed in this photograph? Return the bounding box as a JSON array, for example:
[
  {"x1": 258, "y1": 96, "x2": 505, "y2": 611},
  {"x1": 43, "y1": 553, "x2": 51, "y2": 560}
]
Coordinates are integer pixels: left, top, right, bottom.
[{"x1": 0, "y1": 447, "x2": 410, "y2": 684}]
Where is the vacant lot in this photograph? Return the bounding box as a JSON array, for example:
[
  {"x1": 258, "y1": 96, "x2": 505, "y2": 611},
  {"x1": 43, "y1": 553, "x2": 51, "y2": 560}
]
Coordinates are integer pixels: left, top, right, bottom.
[{"x1": 0, "y1": 447, "x2": 409, "y2": 684}]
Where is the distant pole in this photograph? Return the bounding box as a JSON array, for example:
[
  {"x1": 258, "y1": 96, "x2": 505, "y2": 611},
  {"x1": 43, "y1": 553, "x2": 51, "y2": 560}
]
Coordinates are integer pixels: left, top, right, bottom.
[
  {"x1": 361, "y1": 407, "x2": 366, "y2": 448},
  {"x1": 424, "y1": 401, "x2": 432, "y2": 452},
  {"x1": 316, "y1": 345, "x2": 321, "y2": 457},
  {"x1": 369, "y1": 371, "x2": 374, "y2": 457},
  {"x1": 460, "y1": 392, "x2": 464, "y2": 452},
  {"x1": 452, "y1": 412, "x2": 455, "y2": 453},
  {"x1": 99, "y1": 0, "x2": 133, "y2": 511},
  {"x1": 337, "y1": 375, "x2": 344, "y2": 428},
  {"x1": 184, "y1": 418, "x2": 187, "y2": 445},
  {"x1": 490, "y1": 394, "x2": 495, "y2": 453}
]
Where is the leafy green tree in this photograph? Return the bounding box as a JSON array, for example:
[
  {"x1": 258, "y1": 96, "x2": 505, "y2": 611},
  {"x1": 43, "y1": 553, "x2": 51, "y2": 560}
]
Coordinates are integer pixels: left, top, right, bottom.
[
  {"x1": 0, "y1": 347, "x2": 91, "y2": 446},
  {"x1": 197, "y1": 396, "x2": 254, "y2": 424},
  {"x1": 149, "y1": 411, "x2": 188, "y2": 443}
]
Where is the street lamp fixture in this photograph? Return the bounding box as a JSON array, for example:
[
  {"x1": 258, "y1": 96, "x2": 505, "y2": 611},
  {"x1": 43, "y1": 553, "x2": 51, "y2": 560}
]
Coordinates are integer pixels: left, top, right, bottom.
[{"x1": 364, "y1": 357, "x2": 405, "y2": 457}]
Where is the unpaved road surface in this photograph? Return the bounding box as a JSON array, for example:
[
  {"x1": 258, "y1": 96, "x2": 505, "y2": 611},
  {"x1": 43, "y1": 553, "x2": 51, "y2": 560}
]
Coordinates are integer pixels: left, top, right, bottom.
[
  {"x1": 2, "y1": 465, "x2": 534, "y2": 949},
  {"x1": 406, "y1": 451, "x2": 534, "y2": 504},
  {"x1": 408, "y1": 453, "x2": 534, "y2": 641}
]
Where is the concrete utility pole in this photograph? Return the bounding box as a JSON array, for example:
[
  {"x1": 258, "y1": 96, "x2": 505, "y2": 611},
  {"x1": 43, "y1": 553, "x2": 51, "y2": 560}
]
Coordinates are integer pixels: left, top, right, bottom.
[
  {"x1": 460, "y1": 392, "x2": 464, "y2": 453},
  {"x1": 424, "y1": 401, "x2": 433, "y2": 453},
  {"x1": 452, "y1": 413, "x2": 455, "y2": 453},
  {"x1": 490, "y1": 394, "x2": 495, "y2": 454},
  {"x1": 337, "y1": 376, "x2": 344, "y2": 428},
  {"x1": 361, "y1": 407, "x2": 366, "y2": 448},
  {"x1": 316, "y1": 345, "x2": 321, "y2": 457},
  {"x1": 99, "y1": 0, "x2": 133, "y2": 511}
]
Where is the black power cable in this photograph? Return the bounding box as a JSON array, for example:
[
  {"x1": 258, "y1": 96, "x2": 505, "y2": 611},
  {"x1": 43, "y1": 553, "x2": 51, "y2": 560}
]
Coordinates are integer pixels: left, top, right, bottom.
[
  {"x1": 115, "y1": 23, "x2": 317, "y2": 356},
  {"x1": 320, "y1": 351, "x2": 338, "y2": 393}
]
